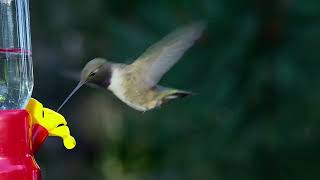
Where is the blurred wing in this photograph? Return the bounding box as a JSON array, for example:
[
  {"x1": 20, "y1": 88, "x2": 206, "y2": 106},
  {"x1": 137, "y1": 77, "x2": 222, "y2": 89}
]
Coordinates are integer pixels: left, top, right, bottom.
[
  {"x1": 60, "y1": 69, "x2": 81, "y2": 82},
  {"x1": 60, "y1": 69, "x2": 100, "y2": 89},
  {"x1": 129, "y1": 22, "x2": 206, "y2": 87}
]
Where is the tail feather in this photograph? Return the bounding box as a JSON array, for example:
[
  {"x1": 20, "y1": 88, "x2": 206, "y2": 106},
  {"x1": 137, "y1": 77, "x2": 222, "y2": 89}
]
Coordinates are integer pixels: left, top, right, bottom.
[{"x1": 165, "y1": 91, "x2": 193, "y2": 100}]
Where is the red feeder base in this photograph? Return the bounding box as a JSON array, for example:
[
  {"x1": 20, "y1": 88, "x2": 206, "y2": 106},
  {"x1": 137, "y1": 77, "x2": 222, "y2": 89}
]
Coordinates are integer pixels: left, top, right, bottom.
[{"x1": 0, "y1": 110, "x2": 42, "y2": 180}]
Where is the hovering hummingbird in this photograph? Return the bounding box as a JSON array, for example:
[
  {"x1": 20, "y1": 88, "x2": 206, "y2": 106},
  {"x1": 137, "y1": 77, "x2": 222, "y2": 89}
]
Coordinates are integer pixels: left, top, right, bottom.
[{"x1": 58, "y1": 22, "x2": 205, "y2": 112}]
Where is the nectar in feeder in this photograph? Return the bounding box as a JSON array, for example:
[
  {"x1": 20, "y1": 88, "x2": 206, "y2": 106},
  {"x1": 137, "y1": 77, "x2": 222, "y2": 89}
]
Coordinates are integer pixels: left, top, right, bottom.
[{"x1": 0, "y1": 0, "x2": 33, "y2": 110}]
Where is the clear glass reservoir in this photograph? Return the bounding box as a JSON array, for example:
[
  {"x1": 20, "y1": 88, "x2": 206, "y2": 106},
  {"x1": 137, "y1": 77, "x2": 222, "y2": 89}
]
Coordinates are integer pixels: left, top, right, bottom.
[{"x1": 0, "y1": 0, "x2": 33, "y2": 109}]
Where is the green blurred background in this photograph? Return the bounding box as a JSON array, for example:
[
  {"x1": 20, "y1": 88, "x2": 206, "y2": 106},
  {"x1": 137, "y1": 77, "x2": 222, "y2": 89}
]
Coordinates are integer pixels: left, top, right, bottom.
[{"x1": 30, "y1": 0, "x2": 320, "y2": 179}]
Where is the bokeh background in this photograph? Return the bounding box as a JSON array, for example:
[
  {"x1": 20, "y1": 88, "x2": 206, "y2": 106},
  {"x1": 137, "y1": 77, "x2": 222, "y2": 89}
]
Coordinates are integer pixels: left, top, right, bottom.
[{"x1": 29, "y1": 0, "x2": 320, "y2": 179}]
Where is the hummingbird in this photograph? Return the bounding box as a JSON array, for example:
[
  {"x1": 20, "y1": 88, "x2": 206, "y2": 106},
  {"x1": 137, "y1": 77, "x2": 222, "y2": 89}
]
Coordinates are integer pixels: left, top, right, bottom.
[{"x1": 58, "y1": 22, "x2": 205, "y2": 112}]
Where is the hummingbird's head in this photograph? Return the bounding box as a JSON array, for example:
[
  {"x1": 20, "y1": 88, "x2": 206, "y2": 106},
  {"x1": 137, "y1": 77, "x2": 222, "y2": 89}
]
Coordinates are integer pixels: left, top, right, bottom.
[
  {"x1": 57, "y1": 57, "x2": 111, "y2": 112},
  {"x1": 81, "y1": 57, "x2": 111, "y2": 86}
]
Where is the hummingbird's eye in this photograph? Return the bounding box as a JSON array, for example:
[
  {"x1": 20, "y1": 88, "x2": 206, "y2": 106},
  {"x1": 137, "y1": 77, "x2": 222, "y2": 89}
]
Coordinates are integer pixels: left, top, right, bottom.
[{"x1": 89, "y1": 69, "x2": 98, "y2": 77}]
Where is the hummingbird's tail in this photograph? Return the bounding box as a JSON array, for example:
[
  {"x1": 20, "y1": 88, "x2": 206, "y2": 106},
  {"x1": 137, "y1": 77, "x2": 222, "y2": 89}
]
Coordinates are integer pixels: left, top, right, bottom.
[
  {"x1": 158, "y1": 86, "x2": 194, "y2": 105},
  {"x1": 156, "y1": 86, "x2": 194, "y2": 106},
  {"x1": 164, "y1": 90, "x2": 193, "y2": 100}
]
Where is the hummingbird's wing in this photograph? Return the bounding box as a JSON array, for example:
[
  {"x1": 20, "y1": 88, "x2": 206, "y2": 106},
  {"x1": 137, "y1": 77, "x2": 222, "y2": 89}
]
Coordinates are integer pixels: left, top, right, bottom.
[
  {"x1": 60, "y1": 69, "x2": 102, "y2": 89},
  {"x1": 128, "y1": 22, "x2": 206, "y2": 87},
  {"x1": 60, "y1": 69, "x2": 81, "y2": 82}
]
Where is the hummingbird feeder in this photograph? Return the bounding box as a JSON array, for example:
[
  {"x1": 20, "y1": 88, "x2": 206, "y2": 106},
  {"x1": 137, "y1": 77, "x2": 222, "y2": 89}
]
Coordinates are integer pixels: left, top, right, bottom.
[{"x1": 0, "y1": 0, "x2": 76, "y2": 179}]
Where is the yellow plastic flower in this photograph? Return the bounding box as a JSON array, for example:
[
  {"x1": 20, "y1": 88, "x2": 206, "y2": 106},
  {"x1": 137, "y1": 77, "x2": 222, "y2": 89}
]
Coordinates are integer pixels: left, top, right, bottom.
[{"x1": 26, "y1": 98, "x2": 76, "y2": 149}]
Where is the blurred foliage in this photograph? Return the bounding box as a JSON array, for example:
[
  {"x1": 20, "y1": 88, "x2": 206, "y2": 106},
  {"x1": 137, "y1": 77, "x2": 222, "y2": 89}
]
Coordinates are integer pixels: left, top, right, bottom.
[{"x1": 29, "y1": 0, "x2": 320, "y2": 179}]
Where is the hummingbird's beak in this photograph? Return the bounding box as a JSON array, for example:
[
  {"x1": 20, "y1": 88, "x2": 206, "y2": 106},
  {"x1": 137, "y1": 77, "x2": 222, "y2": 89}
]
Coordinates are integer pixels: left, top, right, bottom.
[{"x1": 57, "y1": 81, "x2": 85, "y2": 112}]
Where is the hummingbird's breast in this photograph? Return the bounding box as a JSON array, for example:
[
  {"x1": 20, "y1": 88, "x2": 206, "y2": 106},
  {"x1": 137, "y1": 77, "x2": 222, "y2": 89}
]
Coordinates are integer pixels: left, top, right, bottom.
[{"x1": 108, "y1": 66, "x2": 159, "y2": 111}]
